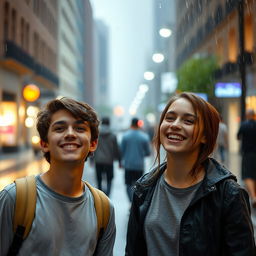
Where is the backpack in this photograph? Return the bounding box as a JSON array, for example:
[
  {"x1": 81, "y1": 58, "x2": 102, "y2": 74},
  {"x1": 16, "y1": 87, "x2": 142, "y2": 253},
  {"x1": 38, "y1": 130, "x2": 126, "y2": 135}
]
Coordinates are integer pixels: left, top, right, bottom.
[{"x1": 7, "y1": 175, "x2": 110, "y2": 256}]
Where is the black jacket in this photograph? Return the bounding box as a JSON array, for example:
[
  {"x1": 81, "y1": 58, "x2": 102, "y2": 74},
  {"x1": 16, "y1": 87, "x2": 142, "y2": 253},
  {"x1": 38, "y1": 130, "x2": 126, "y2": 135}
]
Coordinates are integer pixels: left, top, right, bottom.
[{"x1": 125, "y1": 158, "x2": 255, "y2": 256}]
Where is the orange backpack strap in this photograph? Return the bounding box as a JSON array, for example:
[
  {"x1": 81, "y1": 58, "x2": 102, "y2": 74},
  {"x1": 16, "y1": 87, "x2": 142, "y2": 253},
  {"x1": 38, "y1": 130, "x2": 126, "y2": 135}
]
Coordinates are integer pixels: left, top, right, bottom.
[
  {"x1": 8, "y1": 176, "x2": 37, "y2": 256},
  {"x1": 13, "y1": 175, "x2": 37, "y2": 238},
  {"x1": 84, "y1": 181, "x2": 110, "y2": 239}
]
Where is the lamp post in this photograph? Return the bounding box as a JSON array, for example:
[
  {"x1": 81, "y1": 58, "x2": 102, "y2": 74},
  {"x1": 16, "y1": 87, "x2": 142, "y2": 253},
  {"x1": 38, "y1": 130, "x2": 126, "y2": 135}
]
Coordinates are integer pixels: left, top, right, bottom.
[{"x1": 238, "y1": 0, "x2": 246, "y2": 122}]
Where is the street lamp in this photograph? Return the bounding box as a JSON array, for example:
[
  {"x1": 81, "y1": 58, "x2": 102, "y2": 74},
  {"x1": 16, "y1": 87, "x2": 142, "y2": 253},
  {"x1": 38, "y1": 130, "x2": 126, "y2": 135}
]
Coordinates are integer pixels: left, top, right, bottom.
[
  {"x1": 144, "y1": 71, "x2": 155, "y2": 81},
  {"x1": 159, "y1": 28, "x2": 172, "y2": 38},
  {"x1": 152, "y1": 53, "x2": 165, "y2": 63},
  {"x1": 238, "y1": 0, "x2": 246, "y2": 122}
]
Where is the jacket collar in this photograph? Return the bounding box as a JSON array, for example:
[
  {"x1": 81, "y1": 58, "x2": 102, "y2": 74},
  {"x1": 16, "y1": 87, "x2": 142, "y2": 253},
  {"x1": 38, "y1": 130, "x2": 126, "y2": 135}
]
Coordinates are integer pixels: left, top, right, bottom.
[
  {"x1": 134, "y1": 158, "x2": 236, "y2": 198},
  {"x1": 203, "y1": 157, "x2": 236, "y2": 186}
]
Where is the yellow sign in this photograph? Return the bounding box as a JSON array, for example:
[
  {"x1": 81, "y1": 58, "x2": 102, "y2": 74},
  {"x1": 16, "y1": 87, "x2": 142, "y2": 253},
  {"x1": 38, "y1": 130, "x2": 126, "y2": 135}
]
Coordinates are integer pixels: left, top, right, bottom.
[{"x1": 23, "y1": 84, "x2": 40, "y2": 102}]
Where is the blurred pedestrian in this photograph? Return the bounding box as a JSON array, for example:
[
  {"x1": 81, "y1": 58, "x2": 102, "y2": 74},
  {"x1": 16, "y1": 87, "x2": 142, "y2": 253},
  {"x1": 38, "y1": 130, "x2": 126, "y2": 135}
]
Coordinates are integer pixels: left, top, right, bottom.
[
  {"x1": 93, "y1": 117, "x2": 121, "y2": 196},
  {"x1": 237, "y1": 108, "x2": 256, "y2": 208},
  {"x1": 126, "y1": 92, "x2": 255, "y2": 256},
  {"x1": 0, "y1": 97, "x2": 116, "y2": 256},
  {"x1": 121, "y1": 117, "x2": 151, "y2": 202},
  {"x1": 216, "y1": 115, "x2": 228, "y2": 165}
]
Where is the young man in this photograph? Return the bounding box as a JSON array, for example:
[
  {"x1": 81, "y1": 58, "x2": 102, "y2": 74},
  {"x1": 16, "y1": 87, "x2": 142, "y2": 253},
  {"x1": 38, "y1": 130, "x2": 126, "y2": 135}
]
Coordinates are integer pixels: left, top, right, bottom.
[
  {"x1": 237, "y1": 108, "x2": 256, "y2": 208},
  {"x1": 93, "y1": 117, "x2": 121, "y2": 196},
  {"x1": 121, "y1": 118, "x2": 151, "y2": 202},
  {"x1": 0, "y1": 97, "x2": 116, "y2": 256}
]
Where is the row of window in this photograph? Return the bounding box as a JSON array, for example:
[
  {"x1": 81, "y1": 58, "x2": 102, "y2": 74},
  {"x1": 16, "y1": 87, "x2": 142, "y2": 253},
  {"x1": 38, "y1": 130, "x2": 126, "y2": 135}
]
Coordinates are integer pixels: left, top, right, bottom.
[
  {"x1": 4, "y1": 2, "x2": 29, "y2": 51},
  {"x1": 176, "y1": 13, "x2": 254, "y2": 68},
  {"x1": 33, "y1": 0, "x2": 57, "y2": 38},
  {"x1": 3, "y1": 1, "x2": 57, "y2": 73}
]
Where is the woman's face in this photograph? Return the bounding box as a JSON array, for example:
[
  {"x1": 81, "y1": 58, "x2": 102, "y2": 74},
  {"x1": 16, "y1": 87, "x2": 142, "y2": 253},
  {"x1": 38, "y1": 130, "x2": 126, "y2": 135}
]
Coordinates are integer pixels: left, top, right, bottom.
[{"x1": 160, "y1": 97, "x2": 205, "y2": 155}]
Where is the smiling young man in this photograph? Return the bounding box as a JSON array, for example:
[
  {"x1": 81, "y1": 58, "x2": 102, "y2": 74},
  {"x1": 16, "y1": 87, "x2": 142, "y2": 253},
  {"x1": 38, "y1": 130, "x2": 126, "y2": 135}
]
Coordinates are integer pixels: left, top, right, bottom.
[{"x1": 0, "y1": 97, "x2": 116, "y2": 256}]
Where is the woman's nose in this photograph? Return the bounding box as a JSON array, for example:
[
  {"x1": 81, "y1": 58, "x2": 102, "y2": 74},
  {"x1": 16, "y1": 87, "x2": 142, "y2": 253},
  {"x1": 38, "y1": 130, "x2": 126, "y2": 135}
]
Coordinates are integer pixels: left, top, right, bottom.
[{"x1": 171, "y1": 119, "x2": 182, "y2": 129}]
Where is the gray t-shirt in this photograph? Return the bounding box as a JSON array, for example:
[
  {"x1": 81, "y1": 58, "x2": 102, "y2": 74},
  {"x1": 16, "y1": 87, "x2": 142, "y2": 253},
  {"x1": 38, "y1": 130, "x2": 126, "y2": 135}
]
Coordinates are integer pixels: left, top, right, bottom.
[
  {"x1": 144, "y1": 175, "x2": 202, "y2": 256},
  {"x1": 0, "y1": 175, "x2": 116, "y2": 256}
]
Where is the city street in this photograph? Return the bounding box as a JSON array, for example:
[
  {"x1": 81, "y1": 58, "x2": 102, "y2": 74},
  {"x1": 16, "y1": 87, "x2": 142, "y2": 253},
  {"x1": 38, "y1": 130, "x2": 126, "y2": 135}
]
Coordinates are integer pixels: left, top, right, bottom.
[{"x1": 0, "y1": 149, "x2": 255, "y2": 255}]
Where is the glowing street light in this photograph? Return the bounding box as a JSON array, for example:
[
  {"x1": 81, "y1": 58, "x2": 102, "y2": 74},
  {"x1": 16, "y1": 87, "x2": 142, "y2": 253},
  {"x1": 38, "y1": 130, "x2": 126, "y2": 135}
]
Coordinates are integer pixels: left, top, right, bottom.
[
  {"x1": 152, "y1": 53, "x2": 165, "y2": 63},
  {"x1": 159, "y1": 28, "x2": 172, "y2": 38},
  {"x1": 23, "y1": 84, "x2": 40, "y2": 102},
  {"x1": 144, "y1": 71, "x2": 155, "y2": 81}
]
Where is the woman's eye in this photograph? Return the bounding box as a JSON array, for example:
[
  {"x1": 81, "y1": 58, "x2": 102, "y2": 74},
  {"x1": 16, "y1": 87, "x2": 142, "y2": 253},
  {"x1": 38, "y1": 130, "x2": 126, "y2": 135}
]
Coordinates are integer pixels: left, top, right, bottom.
[
  {"x1": 184, "y1": 119, "x2": 194, "y2": 124},
  {"x1": 166, "y1": 116, "x2": 175, "y2": 121}
]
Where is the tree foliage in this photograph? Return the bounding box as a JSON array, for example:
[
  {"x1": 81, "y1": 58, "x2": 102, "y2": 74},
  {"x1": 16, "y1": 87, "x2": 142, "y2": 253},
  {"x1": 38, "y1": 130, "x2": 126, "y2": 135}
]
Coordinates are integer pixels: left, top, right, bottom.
[{"x1": 176, "y1": 56, "x2": 218, "y2": 96}]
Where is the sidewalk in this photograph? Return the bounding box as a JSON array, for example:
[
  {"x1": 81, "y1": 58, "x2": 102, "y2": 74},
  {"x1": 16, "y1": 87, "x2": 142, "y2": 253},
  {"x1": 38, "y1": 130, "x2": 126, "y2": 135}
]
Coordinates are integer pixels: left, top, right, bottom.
[{"x1": 0, "y1": 149, "x2": 36, "y2": 174}]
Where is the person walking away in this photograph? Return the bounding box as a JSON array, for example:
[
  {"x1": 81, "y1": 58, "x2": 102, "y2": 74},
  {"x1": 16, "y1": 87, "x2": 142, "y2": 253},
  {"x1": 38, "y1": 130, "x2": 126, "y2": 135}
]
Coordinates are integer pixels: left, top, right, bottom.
[
  {"x1": 121, "y1": 117, "x2": 151, "y2": 202},
  {"x1": 0, "y1": 97, "x2": 116, "y2": 256},
  {"x1": 216, "y1": 115, "x2": 228, "y2": 165},
  {"x1": 125, "y1": 92, "x2": 255, "y2": 256},
  {"x1": 93, "y1": 117, "x2": 121, "y2": 196},
  {"x1": 237, "y1": 108, "x2": 256, "y2": 208}
]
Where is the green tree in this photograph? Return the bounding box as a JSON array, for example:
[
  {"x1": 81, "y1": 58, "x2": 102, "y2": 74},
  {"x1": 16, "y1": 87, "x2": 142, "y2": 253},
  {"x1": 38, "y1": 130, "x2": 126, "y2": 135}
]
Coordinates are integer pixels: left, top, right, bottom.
[{"x1": 176, "y1": 55, "x2": 218, "y2": 96}]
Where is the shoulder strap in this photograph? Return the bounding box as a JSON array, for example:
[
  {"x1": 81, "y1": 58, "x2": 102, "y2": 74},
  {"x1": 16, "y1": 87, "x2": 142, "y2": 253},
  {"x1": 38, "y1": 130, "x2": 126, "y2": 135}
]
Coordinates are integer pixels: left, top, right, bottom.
[
  {"x1": 7, "y1": 176, "x2": 37, "y2": 256},
  {"x1": 14, "y1": 175, "x2": 37, "y2": 238},
  {"x1": 84, "y1": 181, "x2": 110, "y2": 239}
]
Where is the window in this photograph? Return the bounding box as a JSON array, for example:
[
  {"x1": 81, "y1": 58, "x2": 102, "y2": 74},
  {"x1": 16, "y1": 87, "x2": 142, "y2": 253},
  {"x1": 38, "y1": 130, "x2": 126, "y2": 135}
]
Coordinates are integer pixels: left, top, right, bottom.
[
  {"x1": 228, "y1": 28, "x2": 237, "y2": 62},
  {"x1": 34, "y1": 32, "x2": 39, "y2": 59},
  {"x1": 25, "y1": 23, "x2": 30, "y2": 51},
  {"x1": 11, "y1": 9, "x2": 16, "y2": 41},
  {"x1": 245, "y1": 14, "x2": 253, "y2": 52},
  {"x1": 4, "y1": 2, "x2": 10, "y2": 40},
  {"x1": 216, "y1": 38, "x2": 224, "y2": 65},
  {"x1": 21, "y1": 17, "x2": 25, "y2": 47}
]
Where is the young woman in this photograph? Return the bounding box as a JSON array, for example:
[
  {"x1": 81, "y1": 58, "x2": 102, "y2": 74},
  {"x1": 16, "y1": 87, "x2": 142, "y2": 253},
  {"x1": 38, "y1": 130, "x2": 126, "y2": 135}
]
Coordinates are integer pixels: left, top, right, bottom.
[{"x1": 125, "y1": 92, "x2": 255, "y2": 256}]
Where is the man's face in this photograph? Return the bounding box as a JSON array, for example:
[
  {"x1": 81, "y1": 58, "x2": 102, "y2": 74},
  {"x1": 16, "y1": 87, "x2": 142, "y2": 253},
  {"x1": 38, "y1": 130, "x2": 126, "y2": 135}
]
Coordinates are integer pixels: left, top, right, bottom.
[{"x1": 41, "y1": 109, "x2": 97, "y2": 164}]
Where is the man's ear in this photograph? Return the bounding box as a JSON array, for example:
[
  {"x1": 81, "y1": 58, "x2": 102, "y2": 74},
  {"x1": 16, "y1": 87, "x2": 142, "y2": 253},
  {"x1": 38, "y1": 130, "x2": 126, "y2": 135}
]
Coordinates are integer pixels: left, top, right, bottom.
[
  {"x1": 89, "y1": 139, "x2": 98, "y2": 153},
  {"x1": 40, "y1": 140, "x2": 49, "y2": 153}
]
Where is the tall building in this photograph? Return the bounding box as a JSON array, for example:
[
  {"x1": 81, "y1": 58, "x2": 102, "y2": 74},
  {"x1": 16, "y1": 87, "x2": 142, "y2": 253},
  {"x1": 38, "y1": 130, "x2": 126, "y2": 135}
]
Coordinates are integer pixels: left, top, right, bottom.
[
  {"x1": 0, "y1": 0, "x2": 59, "y2": 153},
  {"x1": 84, "y1": 0, "x2": 95, "y2": 106},
  {"x1": 176, "y1": 0, "x2": 256, "y2": 152},
  {"x1": 58, "y1": 0, "x2": 85, "y2": 100},
  {"x1": 94, "y1": 20, "x2": 109, "y2": 115}
]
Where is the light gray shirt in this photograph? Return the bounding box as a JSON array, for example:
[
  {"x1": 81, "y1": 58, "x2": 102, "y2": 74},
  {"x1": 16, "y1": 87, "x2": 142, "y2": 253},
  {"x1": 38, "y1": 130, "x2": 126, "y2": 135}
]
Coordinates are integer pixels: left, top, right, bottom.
[
  {"x1": 0, "y1": 175, "x2": 116, "y2": 256},
  {"x1": 144, "y1": 175, "x2": 201, "y2": 256}
]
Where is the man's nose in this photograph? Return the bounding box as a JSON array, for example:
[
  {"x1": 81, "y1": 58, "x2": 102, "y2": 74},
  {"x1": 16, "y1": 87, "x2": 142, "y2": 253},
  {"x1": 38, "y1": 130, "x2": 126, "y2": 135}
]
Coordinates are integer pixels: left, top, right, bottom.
[{"x1": 65, "y1": 126, "x2": 76, "y2": 137}]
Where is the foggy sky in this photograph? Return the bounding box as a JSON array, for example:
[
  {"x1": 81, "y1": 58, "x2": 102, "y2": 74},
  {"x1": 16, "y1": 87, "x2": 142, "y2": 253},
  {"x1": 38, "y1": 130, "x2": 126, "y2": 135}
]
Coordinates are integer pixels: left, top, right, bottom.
[{"x1": 91, "y1": 0, "x2": 154, "y2": 118}]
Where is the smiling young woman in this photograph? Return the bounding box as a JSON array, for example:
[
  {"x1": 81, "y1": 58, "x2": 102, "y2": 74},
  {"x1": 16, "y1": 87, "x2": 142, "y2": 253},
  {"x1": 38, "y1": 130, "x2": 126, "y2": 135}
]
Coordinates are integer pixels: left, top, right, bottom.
[{"x1": 125, "y1": 92, "x2": 255, "y2": 256}]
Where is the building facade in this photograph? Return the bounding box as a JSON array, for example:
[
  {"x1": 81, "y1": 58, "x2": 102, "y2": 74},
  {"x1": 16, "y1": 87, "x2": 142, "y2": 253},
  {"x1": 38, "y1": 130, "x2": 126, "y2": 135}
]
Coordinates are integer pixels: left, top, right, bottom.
[
  {"x1": 58, "y1": 0, "x2": 83, "y2": 100},
  {"x1": 176, "y1": 0, "x2": 256, "y2": 152},
  {"x1": 0, "y1": 0, "x2": 59, "y2": 153},
  {"x1": 94, "y1": 19, "x2": 110, "y2": 115},
  {"x1": 84, "y1": 0, "x2": 95, "y2": 106}
]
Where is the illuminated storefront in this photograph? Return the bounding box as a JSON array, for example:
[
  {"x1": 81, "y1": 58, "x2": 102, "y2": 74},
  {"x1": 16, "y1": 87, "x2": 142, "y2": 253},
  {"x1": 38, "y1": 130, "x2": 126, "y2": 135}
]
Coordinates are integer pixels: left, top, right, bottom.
[
  {"x1": 0, "y1": 100, "x2": 17, "y2": 147},
  {"x1": 246, "y1": 96, "x2": 256, "y2": 112}
]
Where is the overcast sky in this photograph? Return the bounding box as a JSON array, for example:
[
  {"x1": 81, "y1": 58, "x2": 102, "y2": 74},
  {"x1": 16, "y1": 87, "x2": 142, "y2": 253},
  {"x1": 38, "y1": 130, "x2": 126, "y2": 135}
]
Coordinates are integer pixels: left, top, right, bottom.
[{"x1": 91, "y1": 0, "x2": 154, "y2": 119}]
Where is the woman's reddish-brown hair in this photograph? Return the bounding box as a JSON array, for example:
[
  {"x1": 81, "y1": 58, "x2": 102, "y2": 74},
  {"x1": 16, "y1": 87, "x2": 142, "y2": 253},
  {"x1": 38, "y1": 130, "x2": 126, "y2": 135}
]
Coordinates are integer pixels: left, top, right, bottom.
[{"x1": 153, "y1": 92, "x2": 220, "y2": 177}]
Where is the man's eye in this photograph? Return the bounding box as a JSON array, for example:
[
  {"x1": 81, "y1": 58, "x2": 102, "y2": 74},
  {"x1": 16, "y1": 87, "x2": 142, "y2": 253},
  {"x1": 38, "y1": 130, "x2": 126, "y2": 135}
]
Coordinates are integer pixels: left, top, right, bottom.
[
  {"x1": 75, "y1": 127, "x2": 86, "y2": 131},
  {"x1": 54, "y1": 127, "x2": 64, "y2": 132}
]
